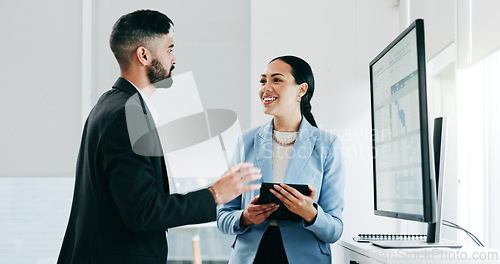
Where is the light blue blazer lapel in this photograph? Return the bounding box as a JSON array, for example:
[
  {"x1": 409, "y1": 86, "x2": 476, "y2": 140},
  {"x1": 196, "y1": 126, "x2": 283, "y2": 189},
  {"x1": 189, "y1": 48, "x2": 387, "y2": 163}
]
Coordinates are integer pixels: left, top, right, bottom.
[
  {"x1": 284, "y1": 118, "x2": 316, "y2": 184},
  {"x1": 254, "y1": 120, "x2": 274, "y2": 183}
]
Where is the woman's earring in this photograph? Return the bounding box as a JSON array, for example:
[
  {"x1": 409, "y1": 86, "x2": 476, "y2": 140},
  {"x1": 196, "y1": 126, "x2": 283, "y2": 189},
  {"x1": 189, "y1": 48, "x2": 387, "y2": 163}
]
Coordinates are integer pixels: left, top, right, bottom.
[{"x1": 297, "y1": 96, "x2": 301, "y2": 103}]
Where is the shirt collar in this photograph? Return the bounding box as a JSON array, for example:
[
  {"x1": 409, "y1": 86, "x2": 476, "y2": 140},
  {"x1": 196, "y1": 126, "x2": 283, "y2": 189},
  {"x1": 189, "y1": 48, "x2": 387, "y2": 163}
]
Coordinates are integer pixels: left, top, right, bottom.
[{"x1": 124, "y1": 79, "x2": 160, "y2": 125}]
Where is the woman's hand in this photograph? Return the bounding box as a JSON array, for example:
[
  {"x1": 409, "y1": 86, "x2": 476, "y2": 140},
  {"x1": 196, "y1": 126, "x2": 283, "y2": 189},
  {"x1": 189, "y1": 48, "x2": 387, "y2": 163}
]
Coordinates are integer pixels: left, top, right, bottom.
[
  {"x1": 241, "y1": 195, "x2": 279, "y2": 227},
  {"x1": 270, "y1": 184, "x2": 318, "y2": 223}
]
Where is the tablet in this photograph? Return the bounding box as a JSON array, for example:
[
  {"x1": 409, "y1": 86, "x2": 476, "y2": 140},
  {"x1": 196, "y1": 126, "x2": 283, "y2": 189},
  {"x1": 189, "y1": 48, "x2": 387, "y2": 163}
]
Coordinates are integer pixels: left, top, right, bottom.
[{"x1": 256, "y1": 183, "x2": 312, "y2": 221}]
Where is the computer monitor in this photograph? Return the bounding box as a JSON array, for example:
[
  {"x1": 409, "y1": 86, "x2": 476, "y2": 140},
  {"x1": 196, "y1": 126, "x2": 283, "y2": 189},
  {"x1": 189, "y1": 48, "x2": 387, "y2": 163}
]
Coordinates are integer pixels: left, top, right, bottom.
[{"x1": 368, "y1": 19, "x2": 461, "y2": 248}]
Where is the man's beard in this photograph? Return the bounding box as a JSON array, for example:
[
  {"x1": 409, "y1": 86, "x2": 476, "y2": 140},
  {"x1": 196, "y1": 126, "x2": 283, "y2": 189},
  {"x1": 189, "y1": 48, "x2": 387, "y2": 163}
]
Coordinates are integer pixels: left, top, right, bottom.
[{"x1": 147, "y1": 59, "x2": 175, "y2": 84}]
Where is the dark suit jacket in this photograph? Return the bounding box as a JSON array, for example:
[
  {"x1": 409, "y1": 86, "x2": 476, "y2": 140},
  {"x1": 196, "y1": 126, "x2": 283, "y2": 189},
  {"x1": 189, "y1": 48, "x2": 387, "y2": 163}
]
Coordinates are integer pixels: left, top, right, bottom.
[{"x1": 58, "y1": 77, "x2": 216, "y2": 264}]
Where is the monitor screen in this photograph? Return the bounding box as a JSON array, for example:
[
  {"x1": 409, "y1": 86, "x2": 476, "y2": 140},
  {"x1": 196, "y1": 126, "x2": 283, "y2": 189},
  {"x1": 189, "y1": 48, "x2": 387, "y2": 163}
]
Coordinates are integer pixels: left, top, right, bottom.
[{"x1": 369, "y1": 19, "x2": 435, "y2": 223}]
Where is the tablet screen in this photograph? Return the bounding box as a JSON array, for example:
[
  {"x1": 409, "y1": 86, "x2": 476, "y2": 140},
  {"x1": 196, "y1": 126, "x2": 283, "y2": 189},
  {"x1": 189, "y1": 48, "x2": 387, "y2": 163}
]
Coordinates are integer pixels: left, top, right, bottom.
[{"x1": 256, "y1": 183, "x2": 312, "y2": 221}]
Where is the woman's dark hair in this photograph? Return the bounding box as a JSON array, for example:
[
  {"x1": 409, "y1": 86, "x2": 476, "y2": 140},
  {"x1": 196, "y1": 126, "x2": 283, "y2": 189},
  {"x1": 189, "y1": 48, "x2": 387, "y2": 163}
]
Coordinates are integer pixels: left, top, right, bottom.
[{"x1": 270, "y1": 55, "x2": 317, "y2": 127}]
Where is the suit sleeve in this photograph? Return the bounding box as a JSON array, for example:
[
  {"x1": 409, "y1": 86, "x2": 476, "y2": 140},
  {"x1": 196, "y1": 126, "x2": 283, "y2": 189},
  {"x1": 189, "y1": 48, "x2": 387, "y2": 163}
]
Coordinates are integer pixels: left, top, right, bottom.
[
  {"x1": 303, "y1": 137, "x2": 345, "y2": 243},
  {"x1": 102, "y1": 105, "x2": 216, "y2": 231}
]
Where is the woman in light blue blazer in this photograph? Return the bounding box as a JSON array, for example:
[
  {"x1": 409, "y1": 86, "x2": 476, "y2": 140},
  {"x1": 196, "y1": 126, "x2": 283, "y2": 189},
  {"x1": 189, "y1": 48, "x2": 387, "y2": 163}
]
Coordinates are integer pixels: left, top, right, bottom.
[{"x1": 217, "y1": 55, "x2": 345, "y2": 264}]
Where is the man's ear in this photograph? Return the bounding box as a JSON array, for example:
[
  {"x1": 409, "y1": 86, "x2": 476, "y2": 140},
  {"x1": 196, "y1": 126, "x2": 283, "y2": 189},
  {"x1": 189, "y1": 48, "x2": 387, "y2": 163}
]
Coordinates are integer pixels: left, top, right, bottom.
[{"x1": 135, "y1": 47, "x2": 150, "y2": 66}]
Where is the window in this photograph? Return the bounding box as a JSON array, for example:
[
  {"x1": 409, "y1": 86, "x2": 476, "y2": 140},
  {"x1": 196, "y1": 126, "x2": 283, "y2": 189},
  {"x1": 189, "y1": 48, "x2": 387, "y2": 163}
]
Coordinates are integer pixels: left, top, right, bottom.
[{"x1": 456, "y1": 49, "x2": 500, "y2": 247}]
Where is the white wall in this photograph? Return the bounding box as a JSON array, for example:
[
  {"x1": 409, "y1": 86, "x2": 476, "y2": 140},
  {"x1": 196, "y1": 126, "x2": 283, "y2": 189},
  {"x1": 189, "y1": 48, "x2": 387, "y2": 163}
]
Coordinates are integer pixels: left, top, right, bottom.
[
  {"x1": 407, "y1": 0, "x2": 455, "y2": 59},
  {"x1": 458, "y1": 0, "x2": 500, "y2": 67},
  {"x1": 250, "y1": 0, "x2": 406, "y2": 238},
  {"x1": 0, "y1": 1, "x2": 82, "y2": 263},
  {"x1": 0, "y1": 0, "x2": 82, "y2": 177}
]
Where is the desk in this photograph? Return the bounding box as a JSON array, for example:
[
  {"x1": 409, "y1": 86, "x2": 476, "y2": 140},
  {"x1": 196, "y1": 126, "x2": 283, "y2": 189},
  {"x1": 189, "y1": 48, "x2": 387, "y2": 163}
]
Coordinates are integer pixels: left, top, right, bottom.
[{"x1": 333, "y1": 239, "x2": 500, "y2": 264}]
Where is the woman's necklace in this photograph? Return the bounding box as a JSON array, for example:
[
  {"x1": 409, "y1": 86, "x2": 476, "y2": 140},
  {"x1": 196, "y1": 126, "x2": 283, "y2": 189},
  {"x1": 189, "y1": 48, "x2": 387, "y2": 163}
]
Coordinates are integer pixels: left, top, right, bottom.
[{"x1": 272, "y1": 131, "x2": 297, "y2": 146}]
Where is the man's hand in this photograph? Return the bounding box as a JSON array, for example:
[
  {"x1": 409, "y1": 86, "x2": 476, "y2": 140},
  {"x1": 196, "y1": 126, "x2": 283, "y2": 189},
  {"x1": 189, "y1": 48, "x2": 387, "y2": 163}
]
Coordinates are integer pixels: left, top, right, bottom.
[
  {"x1": 209, "y1": 162, "x2": 262, "y2": 205},
  {"x1": 241, "y1": 195, "x2": 279, "y2": 227}
]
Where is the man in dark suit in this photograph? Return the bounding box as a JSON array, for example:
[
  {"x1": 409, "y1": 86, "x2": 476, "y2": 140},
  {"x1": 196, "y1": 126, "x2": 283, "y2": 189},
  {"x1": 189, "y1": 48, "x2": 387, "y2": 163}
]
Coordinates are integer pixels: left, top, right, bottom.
[{"x1": 57, "y1": 10, "x2": 261, "y2": 264}]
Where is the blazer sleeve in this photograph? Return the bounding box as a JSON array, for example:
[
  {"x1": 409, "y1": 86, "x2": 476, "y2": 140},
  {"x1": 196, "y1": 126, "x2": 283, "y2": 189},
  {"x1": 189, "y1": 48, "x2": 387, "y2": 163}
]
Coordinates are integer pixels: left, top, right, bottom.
[
  {"x1": 303, "y1": 137, "x2": 345, "y2": 243},
  {"x1": 217, "y1": 133, "x2": 252, "y2": 235},
  {"x1": 103, "y1": 105, "x2": 217, "y2": 231}
]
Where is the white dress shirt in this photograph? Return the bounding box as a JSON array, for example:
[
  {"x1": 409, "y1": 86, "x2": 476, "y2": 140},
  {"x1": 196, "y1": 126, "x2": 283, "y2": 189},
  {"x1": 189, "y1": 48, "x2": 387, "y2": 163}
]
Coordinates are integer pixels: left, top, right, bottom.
[{"x1": 124, "y1": 79, "x2": 160, "y2": 125}]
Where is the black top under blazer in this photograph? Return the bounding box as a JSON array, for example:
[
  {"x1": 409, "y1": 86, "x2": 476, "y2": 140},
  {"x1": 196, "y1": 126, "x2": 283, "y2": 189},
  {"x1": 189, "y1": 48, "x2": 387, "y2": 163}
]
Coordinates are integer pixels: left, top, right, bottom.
[{"x1": 57, "y1": 77, "x2": 216, "y2": 264}]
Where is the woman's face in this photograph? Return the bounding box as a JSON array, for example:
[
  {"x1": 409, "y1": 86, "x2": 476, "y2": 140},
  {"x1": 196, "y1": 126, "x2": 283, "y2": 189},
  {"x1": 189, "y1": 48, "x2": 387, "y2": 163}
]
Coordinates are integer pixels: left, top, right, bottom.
[{"x1": 259, "y1": 60, "x2": 305, "y2": 118}]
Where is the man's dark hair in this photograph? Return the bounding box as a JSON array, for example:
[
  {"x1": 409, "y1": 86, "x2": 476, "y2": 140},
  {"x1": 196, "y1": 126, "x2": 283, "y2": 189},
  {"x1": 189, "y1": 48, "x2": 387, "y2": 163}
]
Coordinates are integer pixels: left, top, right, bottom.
[{"x1": 110, "y1": 10, "x2": 174, "y2": 68}]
